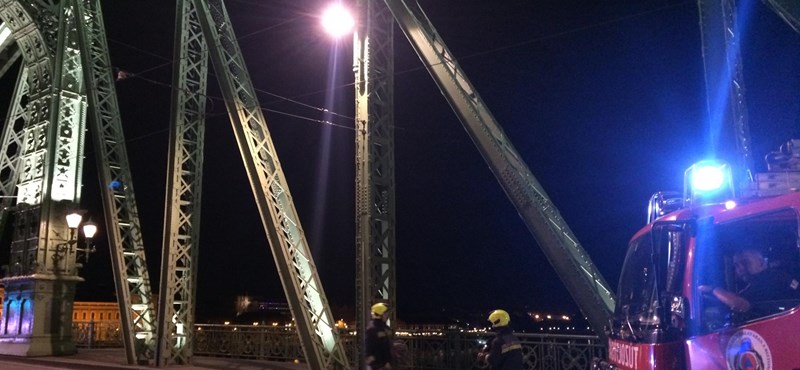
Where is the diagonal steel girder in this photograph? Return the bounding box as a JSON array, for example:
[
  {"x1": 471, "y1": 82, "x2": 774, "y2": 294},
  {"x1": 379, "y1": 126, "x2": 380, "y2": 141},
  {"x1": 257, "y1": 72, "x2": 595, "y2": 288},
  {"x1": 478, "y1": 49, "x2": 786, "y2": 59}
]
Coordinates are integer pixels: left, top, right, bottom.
[
  {"x1": 72, "y1": 0, "x2": 157, "y2": 364},
  {"x1": 382, "y1": 0, "x2": 616, "y2": 339},
  {"x1": 763, "y1": 0, "x2": 800, "y2": 33},
  {"x1": 0, "y1": 22, "x2": 21, "y2": 80},
  {"x1": 190, "y1": 0, "x2": 350, "y2": 369},
  {"x1": 0, "y1": 66, "x2": 28, "y2": 227},
  {"x1": 156, "y1": 0, "x2": 208, "y2": 365}
]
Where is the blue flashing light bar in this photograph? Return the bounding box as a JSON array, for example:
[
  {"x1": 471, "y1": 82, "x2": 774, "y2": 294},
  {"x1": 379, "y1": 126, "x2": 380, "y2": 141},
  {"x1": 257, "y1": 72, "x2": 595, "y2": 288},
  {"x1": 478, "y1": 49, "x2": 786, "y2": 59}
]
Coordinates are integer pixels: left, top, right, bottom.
[{"x1": 683, "y1": 160, "x2": 735, "y2": 207}]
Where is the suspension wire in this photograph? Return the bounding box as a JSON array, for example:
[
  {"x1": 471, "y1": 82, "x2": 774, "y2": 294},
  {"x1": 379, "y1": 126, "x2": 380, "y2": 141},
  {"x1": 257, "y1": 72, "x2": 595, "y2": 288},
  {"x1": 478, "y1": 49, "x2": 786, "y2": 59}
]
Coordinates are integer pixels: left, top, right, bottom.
[
  {"x1": 0, "y1": 0, "x2": 693, "y2": 171},
  {"x1": 126, "y1": 72, "x2": 354, "y2": 130},
  {"x1": 102, "y1": 0, "x2": 691, "y2": 137},
  {"x1": 392, "y1": 1, "x2": 693, "y2": 76}
]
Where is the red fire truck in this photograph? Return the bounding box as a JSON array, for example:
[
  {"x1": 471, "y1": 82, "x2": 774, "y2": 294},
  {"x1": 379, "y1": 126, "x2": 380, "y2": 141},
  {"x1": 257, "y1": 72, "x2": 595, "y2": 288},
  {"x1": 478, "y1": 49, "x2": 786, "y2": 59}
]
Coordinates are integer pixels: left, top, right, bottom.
[{"x1": 594, "y1": 145, "x2": 800, "y2": 369}]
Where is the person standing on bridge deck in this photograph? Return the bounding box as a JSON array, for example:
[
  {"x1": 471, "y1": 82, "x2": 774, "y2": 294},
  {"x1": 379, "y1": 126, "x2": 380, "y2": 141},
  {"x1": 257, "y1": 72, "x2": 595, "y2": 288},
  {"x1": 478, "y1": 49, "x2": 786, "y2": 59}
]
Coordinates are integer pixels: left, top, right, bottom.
[
  {"x1": 478, "y1": 309, "x2": 523, "y2": 370},
  {"x1": 365, "y1": 302, "x2": 392, "y2": 370}
]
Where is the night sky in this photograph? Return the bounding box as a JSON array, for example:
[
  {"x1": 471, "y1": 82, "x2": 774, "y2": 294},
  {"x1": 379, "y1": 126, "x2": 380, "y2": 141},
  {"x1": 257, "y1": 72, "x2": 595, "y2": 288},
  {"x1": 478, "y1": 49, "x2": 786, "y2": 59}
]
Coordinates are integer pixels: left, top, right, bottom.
[{"x1": 5, "y1": 0, "x2": 799, "y2": 324}]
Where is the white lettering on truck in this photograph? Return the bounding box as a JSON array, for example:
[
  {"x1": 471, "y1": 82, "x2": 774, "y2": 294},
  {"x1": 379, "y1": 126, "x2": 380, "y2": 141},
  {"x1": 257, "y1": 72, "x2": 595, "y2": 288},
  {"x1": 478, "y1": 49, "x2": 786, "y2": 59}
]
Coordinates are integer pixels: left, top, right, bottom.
[{"x1": 610, "y1": 342, "x2": 641, "y2": 369}]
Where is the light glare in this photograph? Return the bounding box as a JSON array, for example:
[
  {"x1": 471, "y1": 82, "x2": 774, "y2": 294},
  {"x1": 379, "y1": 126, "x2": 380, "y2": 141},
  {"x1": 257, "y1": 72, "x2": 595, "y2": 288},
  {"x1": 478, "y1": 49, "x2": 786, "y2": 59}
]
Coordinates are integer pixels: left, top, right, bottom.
[
  {"x1": 322, "y1": 4, "x2": 355, "y2": 38},
  {"x1": 692, "y1": 165, "x2": 724, "y2": 191}
]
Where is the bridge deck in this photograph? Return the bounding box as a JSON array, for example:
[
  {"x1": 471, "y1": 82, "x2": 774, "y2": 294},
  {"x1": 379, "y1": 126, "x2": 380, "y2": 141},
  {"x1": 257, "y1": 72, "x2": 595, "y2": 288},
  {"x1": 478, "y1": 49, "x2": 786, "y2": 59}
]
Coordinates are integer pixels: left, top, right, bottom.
[{"x1": 0, "y1": 348, "x2": 308, "y2": 369}]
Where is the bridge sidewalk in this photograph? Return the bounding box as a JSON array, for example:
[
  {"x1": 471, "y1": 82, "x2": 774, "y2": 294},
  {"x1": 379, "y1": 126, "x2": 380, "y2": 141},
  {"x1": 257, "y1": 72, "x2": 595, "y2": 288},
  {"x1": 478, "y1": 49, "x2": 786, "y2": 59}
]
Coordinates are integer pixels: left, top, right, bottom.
[{"x1": 0, "y1": 348, "x2": 309, "y2": 370}]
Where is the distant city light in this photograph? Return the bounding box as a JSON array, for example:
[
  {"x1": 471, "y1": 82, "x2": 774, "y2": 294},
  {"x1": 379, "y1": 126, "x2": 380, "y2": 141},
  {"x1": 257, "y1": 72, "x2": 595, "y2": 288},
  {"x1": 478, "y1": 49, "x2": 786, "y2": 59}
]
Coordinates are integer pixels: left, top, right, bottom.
[
  {"x1": 321, "y1": 3, "x2": 355, "y2": 38},
  {"x1": 725, "y1": 200, "x2": 737, "y2": 209}
]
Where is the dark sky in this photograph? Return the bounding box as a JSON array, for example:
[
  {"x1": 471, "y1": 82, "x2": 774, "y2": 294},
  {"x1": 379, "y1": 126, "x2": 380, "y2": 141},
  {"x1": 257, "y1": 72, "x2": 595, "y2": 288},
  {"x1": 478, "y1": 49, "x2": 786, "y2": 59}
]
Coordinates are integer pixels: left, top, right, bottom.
[{"x1": 25, "y1": 0, "x2": 800, "y2": 322}]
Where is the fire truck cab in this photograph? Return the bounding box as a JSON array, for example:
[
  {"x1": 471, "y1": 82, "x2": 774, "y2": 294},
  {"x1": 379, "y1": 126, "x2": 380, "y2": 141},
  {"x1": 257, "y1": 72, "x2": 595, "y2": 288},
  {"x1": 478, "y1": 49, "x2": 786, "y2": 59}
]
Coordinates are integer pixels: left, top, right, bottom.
[{"x1": 595, "y1": 152, "x2": 800, "y2": 369}]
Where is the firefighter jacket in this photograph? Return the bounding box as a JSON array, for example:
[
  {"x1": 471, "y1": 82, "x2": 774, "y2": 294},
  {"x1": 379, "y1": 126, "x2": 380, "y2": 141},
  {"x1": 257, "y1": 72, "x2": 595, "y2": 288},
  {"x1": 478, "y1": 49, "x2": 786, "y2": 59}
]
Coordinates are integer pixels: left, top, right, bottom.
[
  {"x1": 488, "y1": 326, "x2": 523, "y2": 370},
  {"x1": 365, "y1": 318, "x2": 392, "y2": 368}
]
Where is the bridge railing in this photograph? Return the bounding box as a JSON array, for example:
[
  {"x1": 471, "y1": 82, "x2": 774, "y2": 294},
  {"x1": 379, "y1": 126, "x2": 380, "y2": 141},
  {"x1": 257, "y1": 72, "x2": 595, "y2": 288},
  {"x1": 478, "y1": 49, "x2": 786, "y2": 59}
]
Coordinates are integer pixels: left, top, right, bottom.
[
  {"x1": 191, "y1": 324, "x2": 606, "y2": 370},
  {"x1": 73, "y1": 321, "x2": 124, "y2": 348},
  {"x1": 192, "y1": 324, "x2": 305, "y2": 361},
  {"x1": 71, "y1": 322, "x2": 605, "y2": 369}
]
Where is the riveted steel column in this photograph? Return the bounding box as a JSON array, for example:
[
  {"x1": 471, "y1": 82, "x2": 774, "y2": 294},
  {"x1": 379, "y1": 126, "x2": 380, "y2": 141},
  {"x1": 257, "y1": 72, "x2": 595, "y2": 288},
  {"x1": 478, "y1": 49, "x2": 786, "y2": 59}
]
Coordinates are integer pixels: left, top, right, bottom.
[
  {"x1": 156, "y1": 0, "x2": 208, "y2": 365},
  {"x1": 354, "y1": 0, "x2": 396, "y2": 368}
]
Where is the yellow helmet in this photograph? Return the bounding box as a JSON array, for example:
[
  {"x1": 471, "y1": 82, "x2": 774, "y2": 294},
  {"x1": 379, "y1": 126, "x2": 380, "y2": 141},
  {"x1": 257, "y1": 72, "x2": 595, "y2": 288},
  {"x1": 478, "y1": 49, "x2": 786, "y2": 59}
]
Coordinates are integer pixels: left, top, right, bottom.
[
  {"x1": 488, "y1": 309, "x2": 510, "y2": 327},
  {"x1": 371, "y1": 302, "x2": 389, "y2": 317}
]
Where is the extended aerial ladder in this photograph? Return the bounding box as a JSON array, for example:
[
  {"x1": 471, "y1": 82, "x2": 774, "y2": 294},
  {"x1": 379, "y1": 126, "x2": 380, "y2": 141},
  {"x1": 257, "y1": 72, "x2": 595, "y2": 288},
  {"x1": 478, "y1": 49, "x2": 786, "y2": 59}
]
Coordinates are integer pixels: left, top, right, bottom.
[
  {"x1": 698, "y1": 0, "x2": 800, "y2": 193},
  {"x1": 697, "y1": 0, "x2": 755, "y2": 188}
]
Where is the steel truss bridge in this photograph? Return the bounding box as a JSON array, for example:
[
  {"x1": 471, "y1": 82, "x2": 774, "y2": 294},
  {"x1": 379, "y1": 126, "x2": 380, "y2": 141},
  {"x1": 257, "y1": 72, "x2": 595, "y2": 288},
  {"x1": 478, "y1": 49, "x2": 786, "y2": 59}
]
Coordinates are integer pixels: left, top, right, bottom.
[{"x1": 0, "y1": 0, "x2": 796, "y2": 369}]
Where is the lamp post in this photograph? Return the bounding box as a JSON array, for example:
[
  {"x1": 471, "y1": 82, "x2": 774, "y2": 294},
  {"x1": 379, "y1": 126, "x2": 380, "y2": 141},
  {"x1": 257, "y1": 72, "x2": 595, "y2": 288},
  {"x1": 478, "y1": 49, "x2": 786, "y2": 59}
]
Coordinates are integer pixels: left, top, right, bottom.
[{"x1": 54, "y1": 211, "x2": 98, "y2": 265}]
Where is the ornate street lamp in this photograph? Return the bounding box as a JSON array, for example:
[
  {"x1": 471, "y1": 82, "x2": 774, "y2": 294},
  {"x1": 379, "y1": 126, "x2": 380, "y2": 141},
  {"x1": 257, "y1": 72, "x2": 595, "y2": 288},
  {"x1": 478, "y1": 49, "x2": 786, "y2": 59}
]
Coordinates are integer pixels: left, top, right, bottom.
[{"x1": 55, "y1": 211, "x2": 98, "y2": 264}]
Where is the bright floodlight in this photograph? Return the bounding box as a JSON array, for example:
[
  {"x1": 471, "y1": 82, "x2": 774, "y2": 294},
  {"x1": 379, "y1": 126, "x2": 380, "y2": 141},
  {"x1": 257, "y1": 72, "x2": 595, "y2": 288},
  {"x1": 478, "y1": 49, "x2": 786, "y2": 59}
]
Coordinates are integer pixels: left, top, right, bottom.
[
  {"x1": 691, "y1": 165, "x2": 725, "y2": 191},
  {"x1": 322, "y1": 3, "x2": 355, "y2": 38}
]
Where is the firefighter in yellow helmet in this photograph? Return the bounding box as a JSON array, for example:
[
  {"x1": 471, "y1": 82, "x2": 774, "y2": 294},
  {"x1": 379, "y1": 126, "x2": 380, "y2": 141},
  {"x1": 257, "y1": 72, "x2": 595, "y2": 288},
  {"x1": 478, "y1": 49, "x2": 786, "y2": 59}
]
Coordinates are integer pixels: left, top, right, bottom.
[
  {"x1": 365, "y1": 302, "x2": 392, "y2": 370},
  {"x1": 478, "y1": 309, "x2": 523, "y2": 370}
]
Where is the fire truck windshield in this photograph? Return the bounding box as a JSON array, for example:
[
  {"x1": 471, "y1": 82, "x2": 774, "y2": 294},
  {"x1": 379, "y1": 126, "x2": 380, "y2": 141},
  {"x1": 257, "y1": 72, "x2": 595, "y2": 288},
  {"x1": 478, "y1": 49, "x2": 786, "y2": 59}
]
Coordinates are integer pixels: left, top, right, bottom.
[
  {"x1": 612, "y1": 208, "x2": 800, "y2": 343},
  {"x1": 613, "y1": 222, "x2": 689, "y2": 343}
]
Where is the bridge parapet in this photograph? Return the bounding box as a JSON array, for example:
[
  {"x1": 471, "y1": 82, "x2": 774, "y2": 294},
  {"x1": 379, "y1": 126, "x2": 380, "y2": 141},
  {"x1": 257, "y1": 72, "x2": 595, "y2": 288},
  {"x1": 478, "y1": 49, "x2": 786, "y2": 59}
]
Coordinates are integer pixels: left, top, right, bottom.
[
  {"x1": 192, "y1": 324, "x2": 603, "y2": 370},
  {"x1": 72, "y1": 323, "x2": 606, "y2": 370}
]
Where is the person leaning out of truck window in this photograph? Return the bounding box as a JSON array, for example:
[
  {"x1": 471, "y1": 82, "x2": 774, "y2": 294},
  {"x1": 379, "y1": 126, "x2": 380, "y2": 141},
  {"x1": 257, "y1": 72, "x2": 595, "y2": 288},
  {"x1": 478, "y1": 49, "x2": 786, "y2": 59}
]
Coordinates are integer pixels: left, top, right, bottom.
[{"x1": 699, "y1": 248, "x2": 800, "y2": 316}]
